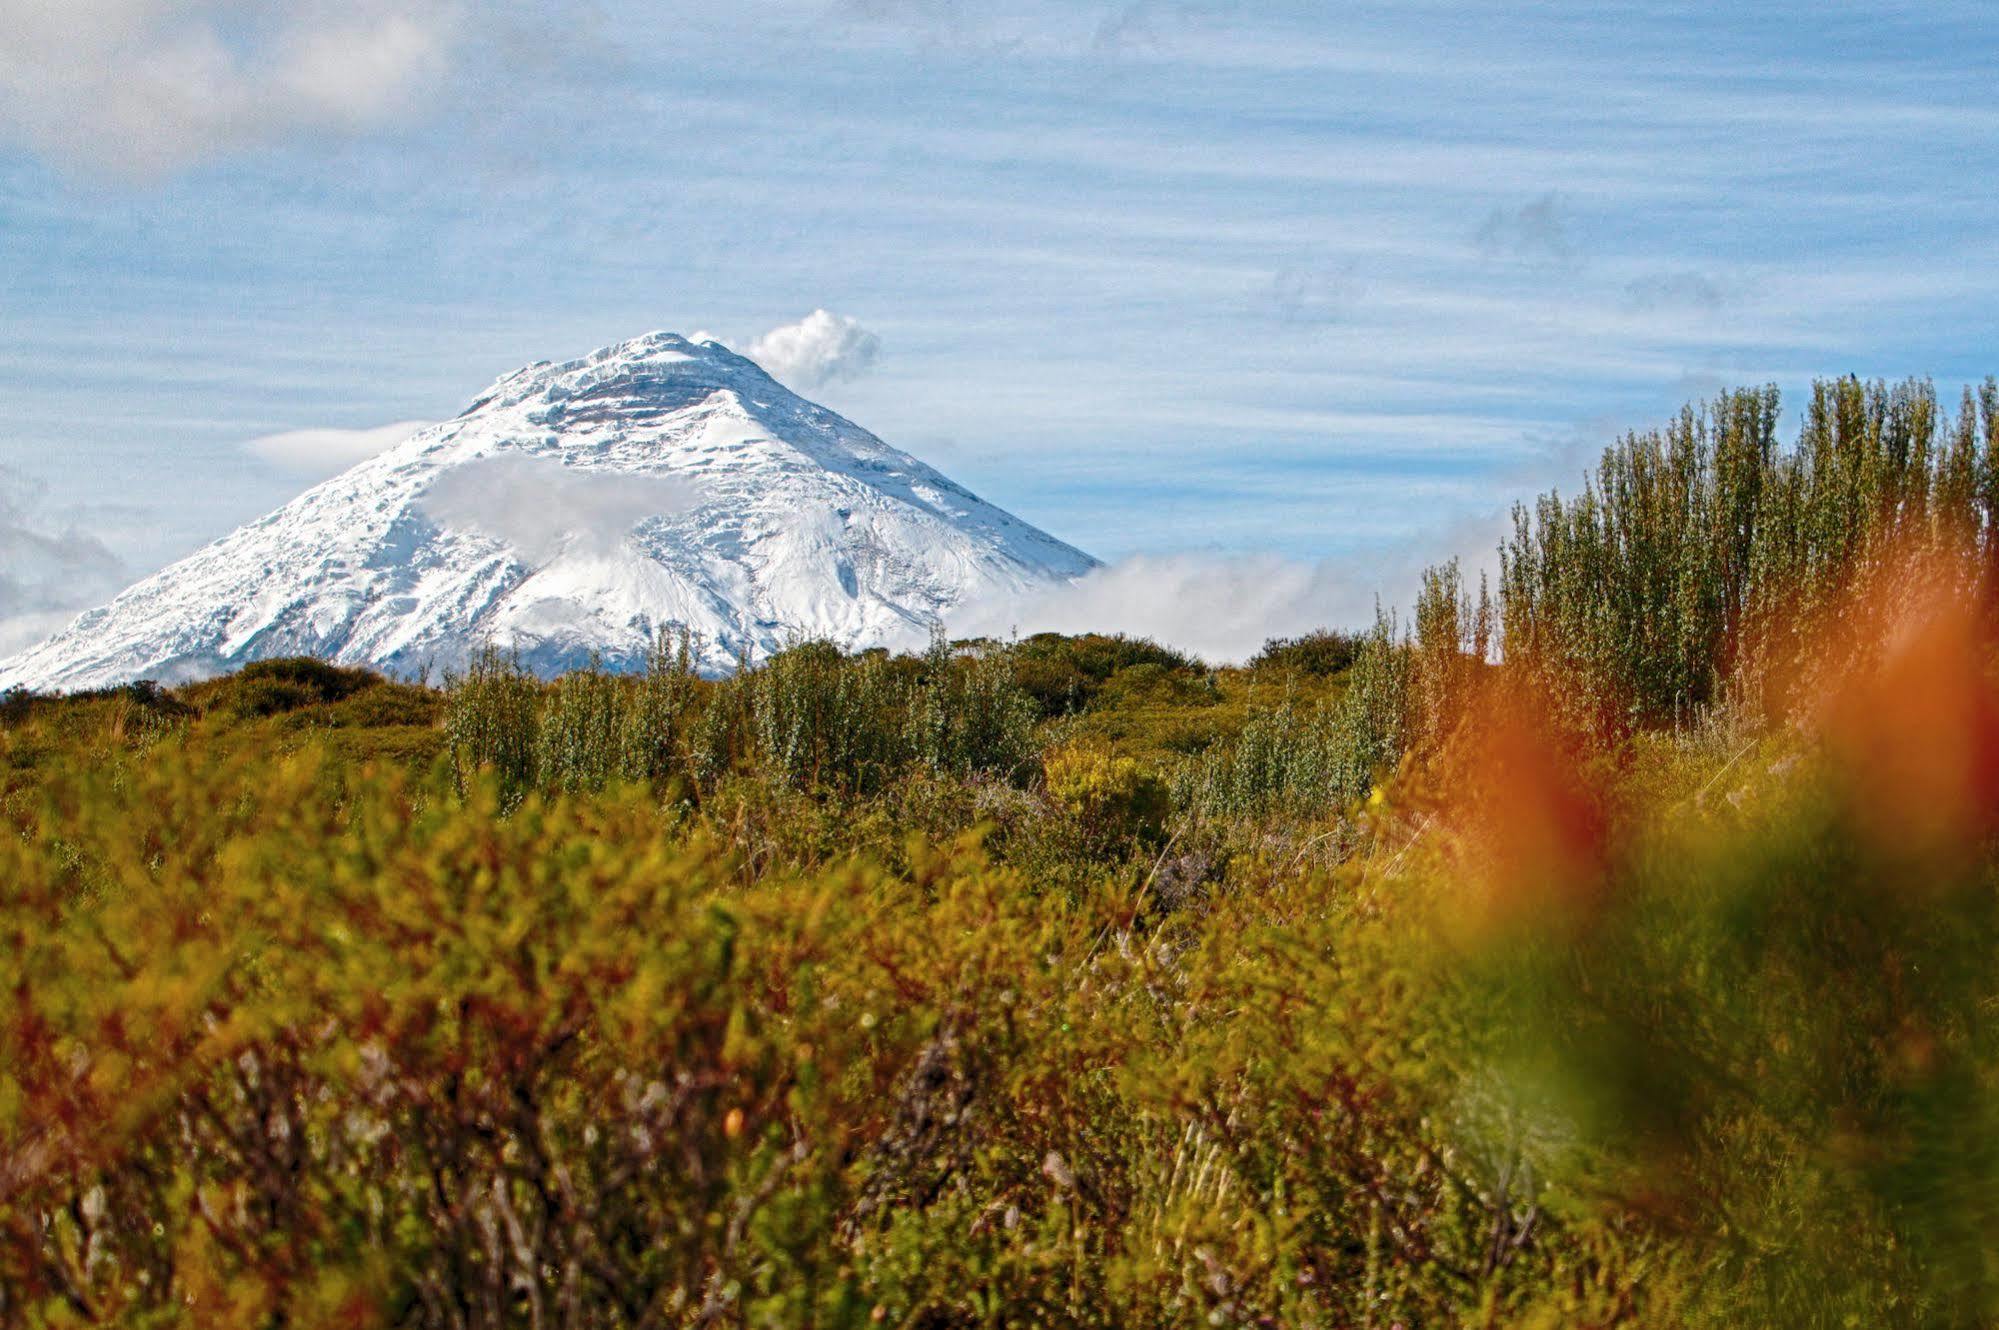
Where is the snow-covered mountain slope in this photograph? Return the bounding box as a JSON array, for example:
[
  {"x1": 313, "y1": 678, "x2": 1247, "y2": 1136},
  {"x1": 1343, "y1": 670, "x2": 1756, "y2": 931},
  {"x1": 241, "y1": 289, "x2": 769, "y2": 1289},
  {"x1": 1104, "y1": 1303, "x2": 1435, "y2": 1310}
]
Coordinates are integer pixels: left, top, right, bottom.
[{"x1": 0, "y1": 333, "x2": 1098, "y2": 690}]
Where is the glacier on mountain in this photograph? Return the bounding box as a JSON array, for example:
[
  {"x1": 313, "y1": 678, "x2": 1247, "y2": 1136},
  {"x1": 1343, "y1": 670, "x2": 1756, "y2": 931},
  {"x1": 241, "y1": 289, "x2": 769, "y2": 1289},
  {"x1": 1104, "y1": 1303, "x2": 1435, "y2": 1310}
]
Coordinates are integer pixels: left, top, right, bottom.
[{"x1": 0, "y1": 333, "x2": 1098, "y2": 691}]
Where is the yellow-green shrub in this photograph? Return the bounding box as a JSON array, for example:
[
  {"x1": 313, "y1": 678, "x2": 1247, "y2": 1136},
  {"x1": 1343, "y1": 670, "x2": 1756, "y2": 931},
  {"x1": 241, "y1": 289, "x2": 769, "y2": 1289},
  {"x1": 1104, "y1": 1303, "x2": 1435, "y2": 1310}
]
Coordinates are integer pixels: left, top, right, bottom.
[{"x1": 1043, "y1": 743, "x2": 1170, "y2": 855}]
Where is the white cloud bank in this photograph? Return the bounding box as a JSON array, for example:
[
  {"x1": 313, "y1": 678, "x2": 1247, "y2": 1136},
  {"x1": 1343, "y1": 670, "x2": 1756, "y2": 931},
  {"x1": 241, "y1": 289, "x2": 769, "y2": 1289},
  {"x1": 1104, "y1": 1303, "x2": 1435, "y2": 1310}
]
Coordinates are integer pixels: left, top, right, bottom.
[
  {"x1": 952, "y1": 502, "x2": 1515, "y2": 665},
  {"x1": 741, "y1": 310, "x2": 882, "y2": 391},
  {"x1": 951, "y1": 553, "x2": 1386, "y2": 665},
  {"x1": 0, "y1": 0, "x2": 459, "y2": 177},
  {"x1": 246, "y1": 420, "x2": 435, "y2": 479},
  {"x1": 420, "y1": 454, "x2": 702, "y2": 565}
]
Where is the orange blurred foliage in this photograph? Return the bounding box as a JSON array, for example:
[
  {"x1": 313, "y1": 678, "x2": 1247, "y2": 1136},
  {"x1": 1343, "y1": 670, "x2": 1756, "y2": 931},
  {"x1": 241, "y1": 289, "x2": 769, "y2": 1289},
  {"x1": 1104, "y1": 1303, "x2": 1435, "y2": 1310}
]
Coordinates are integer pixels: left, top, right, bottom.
[
  {"x1": 1424, "y1": 679, "x2": 1614, "y2": 940},
  {"x1": 1813, "y1": 544, "x2": 1999, "y2": 871}
]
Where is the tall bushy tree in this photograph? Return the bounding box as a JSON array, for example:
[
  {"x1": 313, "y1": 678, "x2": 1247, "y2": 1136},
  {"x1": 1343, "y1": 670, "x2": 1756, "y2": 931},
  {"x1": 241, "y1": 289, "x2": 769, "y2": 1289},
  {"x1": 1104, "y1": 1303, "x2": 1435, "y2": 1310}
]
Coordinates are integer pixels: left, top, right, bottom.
[
  {"x1": 1500, "y1": 378, "x2": 1999, "y2": 735},
  {"x1": 1413, "y1": 559, "x2": 1485, "y2": 751}
]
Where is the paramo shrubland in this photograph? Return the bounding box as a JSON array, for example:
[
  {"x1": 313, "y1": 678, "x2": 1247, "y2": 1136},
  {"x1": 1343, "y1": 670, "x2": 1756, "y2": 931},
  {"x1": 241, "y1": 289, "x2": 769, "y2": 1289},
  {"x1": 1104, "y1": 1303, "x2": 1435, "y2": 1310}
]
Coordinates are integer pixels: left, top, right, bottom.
[{"x1": 6, "y1": 378, "x2": 1999, "y2": 1328}]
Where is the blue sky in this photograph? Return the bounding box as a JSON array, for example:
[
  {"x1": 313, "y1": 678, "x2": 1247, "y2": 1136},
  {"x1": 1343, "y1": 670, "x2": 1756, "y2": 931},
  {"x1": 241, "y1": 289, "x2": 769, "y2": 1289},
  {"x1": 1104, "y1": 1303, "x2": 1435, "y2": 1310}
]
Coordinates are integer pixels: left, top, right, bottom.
[{"x1": 1, "y1": 0, "x2": 1995, "y2": 651}]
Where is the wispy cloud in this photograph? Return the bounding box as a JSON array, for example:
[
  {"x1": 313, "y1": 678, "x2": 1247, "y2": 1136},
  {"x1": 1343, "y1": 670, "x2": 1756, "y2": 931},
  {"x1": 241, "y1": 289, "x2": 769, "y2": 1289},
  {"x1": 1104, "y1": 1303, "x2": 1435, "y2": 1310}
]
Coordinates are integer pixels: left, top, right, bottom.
[
  {"x1": 0, "y1": 0, "x2": 460, "y2": 177},
  {"x1": 832, "y1": 0, "x2": 983, "y2": 44},
  {"x1": 245, "y1": 421, "x2": 434, "y2": 480},
  {"x1": 828, "y1": 0, "x2": 1191, "y2": 57},
  {"x1": 0, "y1": 467, "x2": 126, "y2": 658},
  {"x1": 1091, "y1": 2, "x2": 1165, "y2": 55},
  {"x1": 1267, "y1": 260, "x2": 1364, "y2": 324},
  {"x1": 1474, "y1": 193, "x2": 1582, "y2": 269},
  {"x1": 1624, "y1": 270, "x2": 1726, "y2": 313}
]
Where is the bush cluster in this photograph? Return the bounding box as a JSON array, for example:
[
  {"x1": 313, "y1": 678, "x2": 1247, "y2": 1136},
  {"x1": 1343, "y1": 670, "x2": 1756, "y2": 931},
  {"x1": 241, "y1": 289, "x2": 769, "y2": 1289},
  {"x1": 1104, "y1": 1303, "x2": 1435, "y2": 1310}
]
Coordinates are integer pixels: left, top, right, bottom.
[
  {"x1": 446, "y1": 632, "x2": 1039, "y2": 806},
  {"x1": 1247, "y1": 629, "x2": 1360, "y2": 677},
  {"x1": 1007, "y1": 632, "x2": 1203, "y2": 719},
  {"x1": 1185, "y1": 614, "x2": 1413, "y2": 820},
  {"x1": 1501, "y1": 377, "x2": 1999, "y2": 734}
]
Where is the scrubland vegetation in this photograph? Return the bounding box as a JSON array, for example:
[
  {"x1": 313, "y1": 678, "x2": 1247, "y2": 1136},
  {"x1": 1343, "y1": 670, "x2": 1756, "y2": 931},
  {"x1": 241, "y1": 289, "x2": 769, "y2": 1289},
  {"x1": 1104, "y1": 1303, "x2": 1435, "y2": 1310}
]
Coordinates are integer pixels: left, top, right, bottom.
[{"x1": 5, "y1": 376, "x2": 1999, "y2": 1327}]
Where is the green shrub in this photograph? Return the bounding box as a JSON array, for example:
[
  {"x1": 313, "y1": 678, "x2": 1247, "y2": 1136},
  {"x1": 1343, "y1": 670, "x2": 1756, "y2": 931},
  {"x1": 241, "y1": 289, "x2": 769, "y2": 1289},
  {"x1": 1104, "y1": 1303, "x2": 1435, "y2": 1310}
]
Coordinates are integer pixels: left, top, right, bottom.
[
  {"x1": 0, "y1": 685, "x2": 34, "y2": 726},
  {"x1": 1249, "y1": 629, "x2": 1361, "y2": 677},
  {"x1": 185, "y1": 657, "x2": 385, "y2": 720},
  {"x1": 234, "y1": 656, "x2": 377, "y2": 704},
  {"x1": 446, "y1": 632, "x2": 702, "y2": 800},
  {"x1": 534, "y1": 663, "x2": 633, "y2": 793},
  {"x1": 227, "y1": 676, "x2": 319, "y2": 717},
  {"x1": 911, "y1": 635, "x2": 1040, "y2": 780},
  {"x1": 1007, "y1": 632, "x2": 1203, "y2": 718},
  {"x1": 744, "y1": 640, "x2": 914, "y2": 793},
  {"x1": 1500, "y1": 377, "x2": 1999, "y2": 735},
  {"x1": 1335, "y1": 611, "x2": 1414, "y2": 786},
  {"x1": 1183, "y1": 692, "x2": 1336, "y2": 820},
  {"x1": 324, "y1": 680, "x2": 444, "y2": 729},
  {"x1": 715, "y1": 635, "x2": 1041, "y2": 795},
  {"x1": 626, "y1": 626, "x2": 701, "y2": 783},
  {"x1": 444, "y1": 646, "x2": 542, "y2": 802},
  {"x1": 1186, "y1": 615, "x2": 1412, "y2": 821}
]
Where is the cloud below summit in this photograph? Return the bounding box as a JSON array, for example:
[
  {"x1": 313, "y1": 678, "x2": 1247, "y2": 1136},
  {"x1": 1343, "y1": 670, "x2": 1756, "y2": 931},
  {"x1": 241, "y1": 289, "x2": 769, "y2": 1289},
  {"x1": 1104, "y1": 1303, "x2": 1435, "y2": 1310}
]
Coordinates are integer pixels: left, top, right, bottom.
[{"x1": 420, "y1": 454, "x2": 703, "y2": 566}]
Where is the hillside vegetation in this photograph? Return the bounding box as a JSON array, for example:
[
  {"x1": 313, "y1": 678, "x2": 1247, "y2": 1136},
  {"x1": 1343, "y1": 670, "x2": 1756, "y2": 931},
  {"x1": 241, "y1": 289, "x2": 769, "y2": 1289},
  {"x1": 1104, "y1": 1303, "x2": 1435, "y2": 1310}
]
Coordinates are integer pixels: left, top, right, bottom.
[{"x1": 4, "y1": 376, "x2": 1999, "y2": 1328}]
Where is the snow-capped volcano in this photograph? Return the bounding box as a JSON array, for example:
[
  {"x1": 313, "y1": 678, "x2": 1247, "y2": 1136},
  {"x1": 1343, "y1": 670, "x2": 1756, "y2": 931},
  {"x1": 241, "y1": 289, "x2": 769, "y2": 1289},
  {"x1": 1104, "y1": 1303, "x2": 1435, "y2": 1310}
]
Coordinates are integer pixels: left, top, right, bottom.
[{"x1": 0, "y1": 333, "x2": 1098, "y2": 690}]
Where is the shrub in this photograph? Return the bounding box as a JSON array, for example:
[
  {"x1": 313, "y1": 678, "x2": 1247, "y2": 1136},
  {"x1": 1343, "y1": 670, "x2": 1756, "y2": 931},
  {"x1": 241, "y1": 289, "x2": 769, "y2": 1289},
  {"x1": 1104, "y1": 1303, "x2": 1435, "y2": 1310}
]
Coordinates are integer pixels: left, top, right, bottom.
[
  {"x1": 1336, "y1": 612, "x2": 1414, "y2": 787},
  {"x1": 1499, "y1": 377, "x2": 1999, "y2": 735},
  {"x1": 911, "y1": 635, "x2": 1040, "y2": 781},
  {"x1": 226, "y1": 676, "x2": 318, "y2": 717},
  {"x1": 534, "y1": 662, "x2": 634, "y2": 792},
  {"x1": 1044, "y1": 742, "x2": 1171, "y2": 854},
  {"x1": 1186, "y1": 615, "x2": 1412, "y2": 821},
  {"x1": 744, "y1": 640, "x2": 914, "y2": 793},
  {"x1": 324, "y1": 680, "x2": 444, "y2": 729},
  {"x1": 234, "y1": 656, "x2": 378, "y2": 704},
  {"x1": 718, "y1": 635, "x2": 1040, "y2": 795},
  {"x1": 445, "y1": 632, "x2": 702, "y2": 800},
  {"x1": 444, "y1": 646, "x2": 542, "y2": 802},
  {"x1": 1412, "y1": 558, "x2": 1490, "y2": 750},
  {"x1": 625, "y1": 626, "x2": 702, "y2": 783},
  {"x1": 1007, "y1": 632, "x2": 1203, "y2": 718},
  {"x1": 1183, "y1": 692, "x2": 1339, "y2": 820},
  {"x1": 1441, "y1": 571, "x2": 1999, "y2": 1324},
  {"x1": 0, "y1": 685, "x2": 38, "y2": 727},
  {"x1": 0, "y1": 755, "x2": 895, "y2": 1326},
  {"x1": 1249, "y1": 629, "x2": 1361, "y2": 677}
]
